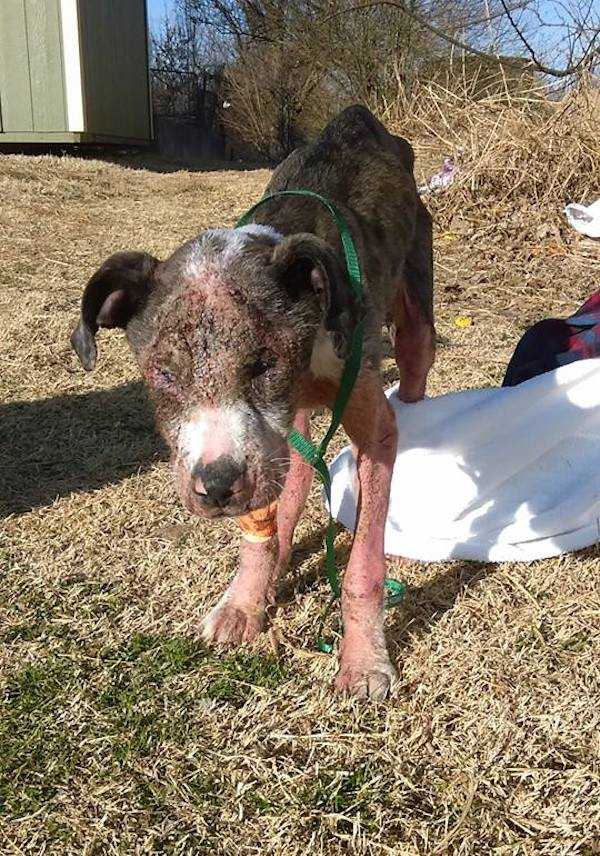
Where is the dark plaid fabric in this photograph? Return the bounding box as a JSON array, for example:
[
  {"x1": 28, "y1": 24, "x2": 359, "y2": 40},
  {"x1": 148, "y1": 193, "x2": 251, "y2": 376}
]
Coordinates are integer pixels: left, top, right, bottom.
[{"x1": 503, "y1": 290, "x2": 600, "y2": 386}]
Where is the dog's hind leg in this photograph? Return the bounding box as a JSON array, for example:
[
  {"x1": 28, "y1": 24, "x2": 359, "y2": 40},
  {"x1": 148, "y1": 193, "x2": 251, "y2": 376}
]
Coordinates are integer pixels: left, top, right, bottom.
[
  {"x1": 394, "y1": 203, "x2": 436, "y2": 402},
  {"x1": 394, "y1": 290, "x2": 436, "y2": 402},
  {"x1": 201, "y1": 410, "x2": 314, "y2": 646}
]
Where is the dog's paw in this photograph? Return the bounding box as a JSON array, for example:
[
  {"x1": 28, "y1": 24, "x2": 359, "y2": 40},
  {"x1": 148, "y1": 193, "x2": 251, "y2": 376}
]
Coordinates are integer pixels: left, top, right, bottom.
[
  {"x1": 201, "y1": 598, "x2": 266, "y2": 647},
  {"x1": 334, "y1": 656, "x2": 397, "y2": 700}
]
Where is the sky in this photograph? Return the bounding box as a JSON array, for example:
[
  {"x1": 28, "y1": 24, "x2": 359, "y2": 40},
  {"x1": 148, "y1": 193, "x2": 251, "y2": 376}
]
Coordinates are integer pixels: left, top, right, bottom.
[
  {"x1": 145, "y1": 1, "x2": 593, "y2": 67},
  {"x1": 147, "y1": 0, "x2": 176, "y2": 32}
]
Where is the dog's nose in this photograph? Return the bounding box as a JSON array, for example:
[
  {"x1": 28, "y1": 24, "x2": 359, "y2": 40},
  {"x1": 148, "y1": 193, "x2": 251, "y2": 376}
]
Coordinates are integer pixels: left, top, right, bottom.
[{"x1": 192, "y1": 456, "x2": 246, "y2": 508}]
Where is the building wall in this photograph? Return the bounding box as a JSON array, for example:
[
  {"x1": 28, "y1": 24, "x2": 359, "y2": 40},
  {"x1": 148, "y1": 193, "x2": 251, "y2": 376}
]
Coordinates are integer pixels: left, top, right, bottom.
[
  {"x1": 0, "y1": 0, "x2": 67, "y2": 133},
  {"x1": 0, "y1": 0, "x2": 151, "y2": 144},
  {"x1": 77, "y1": 0, "x2": 151, "y2": 141}
]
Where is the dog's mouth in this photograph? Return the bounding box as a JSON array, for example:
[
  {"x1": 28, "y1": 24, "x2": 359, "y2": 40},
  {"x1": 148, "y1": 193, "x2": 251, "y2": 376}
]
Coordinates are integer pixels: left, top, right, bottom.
[
  {"x1": 183, "y1": 492, "x2": 279, "y2": 520},
  {"x1": 187, "y1": 497, "x2": 247, "y2": 519},
  {"x1": 177, "y1": 468, "x2": 287, "y2": 521}
]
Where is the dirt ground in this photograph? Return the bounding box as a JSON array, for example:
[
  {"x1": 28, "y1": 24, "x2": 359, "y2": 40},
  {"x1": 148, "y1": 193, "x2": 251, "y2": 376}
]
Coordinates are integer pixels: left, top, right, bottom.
[{"x1": 0, "y1": 150, "x2": 599, "y2": 854}]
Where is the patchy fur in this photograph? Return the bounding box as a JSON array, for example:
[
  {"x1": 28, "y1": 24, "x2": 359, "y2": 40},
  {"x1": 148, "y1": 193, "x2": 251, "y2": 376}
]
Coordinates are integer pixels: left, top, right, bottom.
[{"x1": 70, "y1": 106, "x2": 436, "y2": 698}]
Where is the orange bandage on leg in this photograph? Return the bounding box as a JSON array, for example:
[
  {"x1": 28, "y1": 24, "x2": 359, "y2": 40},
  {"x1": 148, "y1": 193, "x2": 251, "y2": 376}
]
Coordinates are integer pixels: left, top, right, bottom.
[{"x1": 236, "y1": 501, "x2": 278, "y2": 542}]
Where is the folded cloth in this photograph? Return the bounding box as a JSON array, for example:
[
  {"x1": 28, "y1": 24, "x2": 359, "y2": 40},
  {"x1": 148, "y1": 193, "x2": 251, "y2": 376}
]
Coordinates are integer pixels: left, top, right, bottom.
[
  {"x1": 329, "y1": 359, "x2": 600, "y2": 562},
  {"x1": 503, "y1": 289, "x2": 600, "y2": 386}
]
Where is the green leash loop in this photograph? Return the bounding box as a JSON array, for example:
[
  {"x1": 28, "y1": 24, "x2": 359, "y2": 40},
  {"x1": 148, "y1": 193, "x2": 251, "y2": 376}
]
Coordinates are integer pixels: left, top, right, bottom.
[
  {"x1": 236, "y1": 189, "x2": 405, "y2": 647},
  {"x1": 236, "y1": 189, "x2": 363, "y2": 300}
]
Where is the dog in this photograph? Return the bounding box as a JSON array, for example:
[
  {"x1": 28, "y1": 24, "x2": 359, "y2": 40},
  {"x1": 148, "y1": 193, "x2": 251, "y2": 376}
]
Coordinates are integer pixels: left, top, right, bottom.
[{"x1": 71, "y1": 106, "x2": 435, "y2": 699}]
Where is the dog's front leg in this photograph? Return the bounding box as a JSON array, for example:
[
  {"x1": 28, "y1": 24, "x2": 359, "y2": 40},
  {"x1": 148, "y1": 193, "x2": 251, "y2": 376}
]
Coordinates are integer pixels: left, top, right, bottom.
[
  {"x1": 335, "y1": 372, "x2": 398, "y2": 698},
  {"x1": 201, "y1": 410, "x2": 314, "y2": 646}
]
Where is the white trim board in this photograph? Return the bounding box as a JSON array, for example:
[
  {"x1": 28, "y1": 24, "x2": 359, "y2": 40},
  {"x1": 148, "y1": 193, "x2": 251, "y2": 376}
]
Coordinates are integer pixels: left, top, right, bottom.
[{"x1": 59, "y1": 0, "x2": 84, "y2": 132}]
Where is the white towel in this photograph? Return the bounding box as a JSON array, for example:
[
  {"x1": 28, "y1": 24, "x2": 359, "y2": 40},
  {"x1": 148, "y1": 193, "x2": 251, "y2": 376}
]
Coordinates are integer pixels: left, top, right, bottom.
[
  {"x1": 564, "y1": 199, "x2": 600, "y2": 239},
  {"x1": 329, "y1": 359, "x2": 600, "y2": 562}
]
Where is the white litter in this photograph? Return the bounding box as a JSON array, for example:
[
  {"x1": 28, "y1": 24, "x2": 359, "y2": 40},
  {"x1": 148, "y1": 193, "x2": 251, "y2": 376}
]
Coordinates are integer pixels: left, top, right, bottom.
[
  {"x1": 564, "y1": 199, "x2": 600, "y2": 239},
  {"x1": 329, "y1": 359, "x2": 600, "y2": 562},
  {"x1": 418, "y1": 157, "x2": 458, "y2": 195}
]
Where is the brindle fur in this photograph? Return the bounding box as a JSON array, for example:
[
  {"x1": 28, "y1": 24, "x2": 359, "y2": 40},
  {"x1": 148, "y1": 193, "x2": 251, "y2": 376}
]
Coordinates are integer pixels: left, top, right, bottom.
[{"x1": 70, "y1": 106, "x2": 435, "y2": 699}]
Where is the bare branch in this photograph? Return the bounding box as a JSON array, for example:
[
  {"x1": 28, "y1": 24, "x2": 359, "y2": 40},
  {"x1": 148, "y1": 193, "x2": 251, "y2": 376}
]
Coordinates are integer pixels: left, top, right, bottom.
[
  {"x1": 317, "y1": 1, "x2": 521, "y2": 64},
  {"x1": 317, "y1": 0, "x2": 600, "y2": 78},
  {"x1": 498, "y1": 0, "x2": 600, "y2": 77},
  {"x1": 317, "y1": 0, "x2": 533, "y2": 31}
]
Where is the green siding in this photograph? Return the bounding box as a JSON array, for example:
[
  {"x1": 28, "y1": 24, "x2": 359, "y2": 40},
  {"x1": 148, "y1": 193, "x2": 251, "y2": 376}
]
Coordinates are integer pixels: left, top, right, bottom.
[
  {"x1": 0, "y1": 0, "x2": 151, "y2": 143},
  {"x1": 25, "y1": 0, "x2": 66, "y2": 131},
  {"x1": 0, "y1": 130, "x2": 151, "y2": 144},
  {"x1": 0, "y1": 0, "x2": 66, "y2": 134},
  {"x1": 78, "y1": 0, "x2": 151, "y2": 141},
  {"x1": 0, "y1": 0, "x2": 34, "y2": 132}
]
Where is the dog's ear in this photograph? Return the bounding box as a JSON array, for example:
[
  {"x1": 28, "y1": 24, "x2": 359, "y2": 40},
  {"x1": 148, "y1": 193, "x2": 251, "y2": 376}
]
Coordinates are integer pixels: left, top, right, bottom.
[
  {"x1": 269, "y1": 233, "x2": 361, "y2": 358},
  {"x1": 71, "y1": 251, "x2": 159, "y2": 371}
]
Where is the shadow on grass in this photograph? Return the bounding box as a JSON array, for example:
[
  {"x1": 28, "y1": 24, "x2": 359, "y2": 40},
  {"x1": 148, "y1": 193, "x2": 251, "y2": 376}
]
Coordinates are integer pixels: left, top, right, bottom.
[
  {"x1": 0, "y1": 144, "x2": 271, "y2": 175},
  {"x1": 279, "y1": 524, "x2": 497, "y2": 654},
  {"x1": 0, "y1": 381, "x2": 167, "y2": 517},
  {"x1": 386, "y1": 560, "x2": 494, "y2": 654},
  {"x1": 275, "y1": 521, "x2": 360, "y2": 604},
  {"x1": 97, "y1": 150, "x2": 271, "y2": 175}
]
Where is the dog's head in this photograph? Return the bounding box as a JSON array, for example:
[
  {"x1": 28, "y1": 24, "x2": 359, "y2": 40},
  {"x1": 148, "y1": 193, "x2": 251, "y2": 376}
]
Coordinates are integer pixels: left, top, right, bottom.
[{"x1": 71, "y1": 225, "x2": 356, "y2": 518}]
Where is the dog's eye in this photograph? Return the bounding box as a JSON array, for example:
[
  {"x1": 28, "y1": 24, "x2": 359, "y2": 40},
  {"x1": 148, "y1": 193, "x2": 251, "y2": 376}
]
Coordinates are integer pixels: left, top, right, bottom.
[
  {"x1": 158, "y1": 368, "x2": 175, "y2": 386},
  {"x1": 248, "y1": 355, "x2": 274, "y2": 379},
  {"x1": 147, "y1": 365, "x2": 177, "y2": 391}
]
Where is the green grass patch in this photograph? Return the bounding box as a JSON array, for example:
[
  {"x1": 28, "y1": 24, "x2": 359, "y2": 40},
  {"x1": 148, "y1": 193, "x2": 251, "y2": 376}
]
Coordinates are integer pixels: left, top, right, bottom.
[
  {"x1": 96, "y1": 634, "x2": 209, "y2": 759},
  {"x1": 100, "y1": 632, "x2": 207, "y2": 674},
  {"x1": 1, "y1": 619, "x2": 48, "y2": 642},
  {"x1": 186, "y1": 772, "x2": 222, "y2": 807},
  {"x1": 301, "y1": 764, "x2": 381, "y2": 833},
  {"x1": 0, "y1": 634, "x2": 291, "y2": 823},
  {"x1": 0, "y1": 657, "x2": 79, "y2": 818},
  {"x1": 244, "y1": 789, "x2": 284, "y2": 816},
  {"x1": 96, "y1": 643, "x2": 288, "y2": 757},
  {"x1": 205, "y1": 651, "x2": 288, "y2": 707}
]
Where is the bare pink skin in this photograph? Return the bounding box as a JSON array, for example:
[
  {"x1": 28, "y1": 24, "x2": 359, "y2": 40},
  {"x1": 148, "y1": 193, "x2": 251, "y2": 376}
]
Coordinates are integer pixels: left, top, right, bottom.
[
  {"x1": 142, "y1": 261, "x2": 309, "y2": 521},
  {"x1": 335, "y1": 372, "x2": 398, "y2": 698},
  {"x1": 203, "y1": 372, "x2": 401, "y2": 697},
  {"x1": 201, "y1": 411, "x2": 314, "y2": 645},
  {"x1": 394, "y1": 287, "x2": 436, "y2": 403},
  {"x1": 70, "y1": 108, "x2": 436, "y2": 701},
  {"x1": 191, "y1": 411, "x2": 236, "y2": 467},
  {"x1": 203, "y1": 313, "x2": 432, "y2": 696}
]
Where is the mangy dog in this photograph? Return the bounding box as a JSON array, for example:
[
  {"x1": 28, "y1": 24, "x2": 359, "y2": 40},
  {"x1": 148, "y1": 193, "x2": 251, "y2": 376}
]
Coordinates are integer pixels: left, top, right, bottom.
[{"x1": 71, "y1": 106, "x2": 435, "y2": 699}]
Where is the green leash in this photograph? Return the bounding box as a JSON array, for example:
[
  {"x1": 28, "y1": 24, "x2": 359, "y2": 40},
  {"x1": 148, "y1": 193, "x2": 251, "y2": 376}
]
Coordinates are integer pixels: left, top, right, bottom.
[{"x1": 236, "y1": 190, "x2": 406, "y2": 651}]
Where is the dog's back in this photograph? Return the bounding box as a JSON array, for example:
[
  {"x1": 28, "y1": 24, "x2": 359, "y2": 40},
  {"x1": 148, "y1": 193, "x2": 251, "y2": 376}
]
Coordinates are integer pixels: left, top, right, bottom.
[
  {"x1": 253, "y1": 105, "x2": 429, "y2": 333},
  {"x1": 267, "y1": 105, "x2": 417, "y2": 223}
]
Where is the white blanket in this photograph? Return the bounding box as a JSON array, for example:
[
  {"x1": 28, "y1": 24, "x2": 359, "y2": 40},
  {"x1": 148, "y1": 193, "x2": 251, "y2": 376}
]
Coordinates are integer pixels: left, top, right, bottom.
[
  {"x1": 565, "y1": 199, "x2": 600, "y2": 239},
  {"x1": 329, "y1": 359, "x2": 600, "y2": 562}
]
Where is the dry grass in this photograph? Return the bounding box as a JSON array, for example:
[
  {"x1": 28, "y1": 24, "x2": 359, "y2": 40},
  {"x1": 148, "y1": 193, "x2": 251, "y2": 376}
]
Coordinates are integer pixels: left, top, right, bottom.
[
  {"x1": 1, "y1": 100, "x2": 599, "y2": 854},
  {"x1": 392, "y1": 75, "x2": 600, "y2": 238}
]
